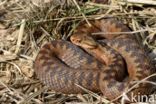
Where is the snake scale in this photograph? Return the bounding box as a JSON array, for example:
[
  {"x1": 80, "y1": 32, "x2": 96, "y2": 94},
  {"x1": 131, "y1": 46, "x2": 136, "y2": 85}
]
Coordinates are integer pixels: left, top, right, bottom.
[{"x1": 34, "y1": 18, "x2": 155, "y2": 101}]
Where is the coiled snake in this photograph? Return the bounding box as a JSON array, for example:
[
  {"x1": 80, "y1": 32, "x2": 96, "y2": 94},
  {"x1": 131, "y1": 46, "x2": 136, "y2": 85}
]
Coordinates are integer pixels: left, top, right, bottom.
[{"x1": 34, "y1": 18, "x2": 155, "y2": 101}]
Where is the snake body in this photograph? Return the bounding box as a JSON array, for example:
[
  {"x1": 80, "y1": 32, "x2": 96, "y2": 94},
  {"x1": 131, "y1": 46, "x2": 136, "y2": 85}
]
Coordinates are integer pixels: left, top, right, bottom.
[{"x1": 34, "y1": 18, "x2": 155, "y2": 100}]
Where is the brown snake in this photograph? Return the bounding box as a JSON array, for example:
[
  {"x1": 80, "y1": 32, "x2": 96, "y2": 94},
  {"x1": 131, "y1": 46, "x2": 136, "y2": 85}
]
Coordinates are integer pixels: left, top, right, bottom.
[{"x1": 34, "y1": 18, "x2": 155, "y2": 101}]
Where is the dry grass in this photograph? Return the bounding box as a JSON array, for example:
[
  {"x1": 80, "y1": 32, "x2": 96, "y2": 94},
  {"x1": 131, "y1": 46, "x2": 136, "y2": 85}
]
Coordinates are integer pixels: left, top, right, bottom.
[{"x1": 0, "y1": 0, "x2": 156, "y2": 104}]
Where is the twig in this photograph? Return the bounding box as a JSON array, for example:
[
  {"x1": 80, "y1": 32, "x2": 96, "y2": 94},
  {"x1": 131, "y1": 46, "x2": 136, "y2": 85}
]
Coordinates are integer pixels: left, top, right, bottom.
[
  {"x1": 22, "y1": 86, "x2": 48, "y2": 103},
  {"x1": 72, "y1": 0, "x2": 91, "y2": 27},
  {"x1": 0, "y1": 49, "x2": 34, "y2": 61},
  {"x1": 31, "y1": 13, "x2": 155, "y2": 24},
  {"x1": 126, "y1": 0, "x2": 156, "y2": 5},
  {"x1": 92, "y1": 28, "x2": 156, "y2": 35},
  {"x1": 0, "y1": 0, "x2": 7, "y2": 6},
  {"x1": 0, "y1": 81, "x2": 13, "y2": 93},
  {"x1": 40, "y1": 27, "x2": 53, "y2": 40},
  {"x1": 86, "y1": 2, "x2": 119, "y2": 9},
  {"x1": 75, "y1": 84, "x2": 113, "y2": 104},
  {"x1": 15, "y1": 19, "x2": 26, "y2": 54},
  {"x1": 112, "y1": 73, "x2": 156, "y2": 102}
]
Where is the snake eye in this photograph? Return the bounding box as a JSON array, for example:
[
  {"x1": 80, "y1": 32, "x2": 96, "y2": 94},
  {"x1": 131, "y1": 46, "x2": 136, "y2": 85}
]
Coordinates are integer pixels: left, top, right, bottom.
[
  {"x1": 70, "y1": 36, "x2": 81, "y2": 44},
  {"x1": 76, "y1": 39, "x2": 81, "y2": 43}
]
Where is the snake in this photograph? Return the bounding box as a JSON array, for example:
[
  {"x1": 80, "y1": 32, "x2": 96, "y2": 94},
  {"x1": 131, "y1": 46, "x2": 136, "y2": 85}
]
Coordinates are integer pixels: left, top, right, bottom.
[{"x1": 34, "y1": 18, "x2": 155, "y2": 101}]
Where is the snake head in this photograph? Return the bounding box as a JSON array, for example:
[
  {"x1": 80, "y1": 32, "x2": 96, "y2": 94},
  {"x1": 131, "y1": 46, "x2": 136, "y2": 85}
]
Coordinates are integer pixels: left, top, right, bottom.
[{"x1": 70, "y1": 34, "x2": 98, "y2": 49}]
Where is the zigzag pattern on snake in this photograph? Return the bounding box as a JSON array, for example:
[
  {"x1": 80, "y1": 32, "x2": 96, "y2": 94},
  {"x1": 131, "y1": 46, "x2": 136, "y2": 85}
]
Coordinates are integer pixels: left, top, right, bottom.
[{"x1": 34, "y1": 18, "x2": 155, "y2": 100}]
